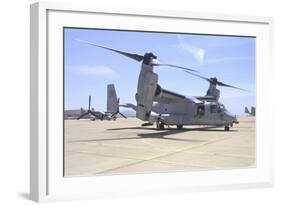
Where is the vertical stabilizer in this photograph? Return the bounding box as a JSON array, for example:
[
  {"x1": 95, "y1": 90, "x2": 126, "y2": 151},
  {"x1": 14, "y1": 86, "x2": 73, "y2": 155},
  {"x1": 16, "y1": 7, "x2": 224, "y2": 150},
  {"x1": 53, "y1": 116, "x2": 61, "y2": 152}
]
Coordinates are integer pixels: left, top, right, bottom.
[
  {"x1": 251, "y1": 106, "x2": 256, "y2": 116},
  {"x1": 245, "y1": 107, "x2": 250, "y2": 114},
  {"x1": 107, "y1": 84, "x2": 118, "y2": 113}
]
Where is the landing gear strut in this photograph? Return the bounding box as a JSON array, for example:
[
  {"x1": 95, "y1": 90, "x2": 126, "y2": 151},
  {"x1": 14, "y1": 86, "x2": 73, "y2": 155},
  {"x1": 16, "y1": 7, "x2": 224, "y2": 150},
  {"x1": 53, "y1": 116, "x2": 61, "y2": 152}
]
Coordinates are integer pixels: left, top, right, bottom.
[
  {"x1": 159, "y1": 122, "x2": 165, "y2": 130},
  {"x1": 156, "y1": 121, "x2": 165, "y2": 130},
  {"x1": 177, "y1": 125, "x2": 183, "y2": 129},
  {"x1": 224, "y1": 126, "x2": 230, "y2": 131}
]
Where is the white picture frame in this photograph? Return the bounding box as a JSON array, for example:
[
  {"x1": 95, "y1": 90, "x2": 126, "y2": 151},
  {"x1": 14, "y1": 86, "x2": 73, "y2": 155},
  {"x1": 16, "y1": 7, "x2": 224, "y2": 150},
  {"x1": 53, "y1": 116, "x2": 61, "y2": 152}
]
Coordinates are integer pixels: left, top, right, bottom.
[{"x1": 30, "y1": 2, "x2": 274, "y2": 202}]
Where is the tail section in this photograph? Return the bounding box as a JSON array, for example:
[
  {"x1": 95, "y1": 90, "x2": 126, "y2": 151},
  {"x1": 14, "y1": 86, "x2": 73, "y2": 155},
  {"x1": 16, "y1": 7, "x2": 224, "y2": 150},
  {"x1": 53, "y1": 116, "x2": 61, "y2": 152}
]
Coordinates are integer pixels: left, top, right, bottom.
[
  {"x1": 250, "y1": 106, "x2": 256, "y2": 116},
  {"x1": 245, "y1": 107, "x2": 250, "y2": 114},
  {"x1": 245, "y1": 106, "x2": 256, "y2": 116},
  {"x1": 107, "y1": 84, "x2": 118, "y2": 113},
  {"x1": 107, "y1": 84, "x2": 127, "y2": 119}
]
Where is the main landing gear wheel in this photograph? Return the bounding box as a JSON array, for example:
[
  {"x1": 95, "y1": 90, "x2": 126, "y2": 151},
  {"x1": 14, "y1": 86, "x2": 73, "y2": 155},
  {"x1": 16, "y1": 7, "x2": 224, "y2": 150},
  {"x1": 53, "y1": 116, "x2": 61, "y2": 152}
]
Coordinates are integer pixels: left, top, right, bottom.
[
  {"x1": 224, "y1": 126, "x2": 230, "y2": 131},
  {"x1": 159, "y1": 122, "x2": 165, "y2": 130},
  {"x1": 177, "y1": 125, "x2": 183, "y2": 129},
  {"x1": 157, "y1": 121, "x2": 165, "y2": 130}
]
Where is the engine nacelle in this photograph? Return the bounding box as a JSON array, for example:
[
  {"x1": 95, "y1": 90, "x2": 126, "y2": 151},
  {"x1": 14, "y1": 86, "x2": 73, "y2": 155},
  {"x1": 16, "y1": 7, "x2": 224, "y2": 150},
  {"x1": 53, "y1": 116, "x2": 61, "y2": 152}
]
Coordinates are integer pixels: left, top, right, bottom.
[{"x1": 136, "y1": 63, "x2": 158, "y2": 121}]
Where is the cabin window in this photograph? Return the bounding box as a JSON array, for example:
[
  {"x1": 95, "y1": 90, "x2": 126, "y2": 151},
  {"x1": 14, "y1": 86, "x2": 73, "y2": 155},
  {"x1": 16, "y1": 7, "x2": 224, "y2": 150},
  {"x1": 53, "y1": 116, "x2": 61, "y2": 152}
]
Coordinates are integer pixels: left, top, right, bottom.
[{"x1": 210, "y1": 105, "x2": 218, "y2": 113}]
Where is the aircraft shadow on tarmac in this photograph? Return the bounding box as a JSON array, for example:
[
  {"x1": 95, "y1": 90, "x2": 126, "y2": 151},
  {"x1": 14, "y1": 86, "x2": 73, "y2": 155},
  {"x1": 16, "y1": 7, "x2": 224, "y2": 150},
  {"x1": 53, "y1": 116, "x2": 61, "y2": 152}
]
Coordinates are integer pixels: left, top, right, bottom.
[
  {"x1": 70, "y1": 126, "x2": 236, "y2": 144},
  {"x1": 107, "y1": 126, "x2": 238, "y2": 132},
  {"x1": 71, "y1": 135, "x2": 206, "y2": 143}
]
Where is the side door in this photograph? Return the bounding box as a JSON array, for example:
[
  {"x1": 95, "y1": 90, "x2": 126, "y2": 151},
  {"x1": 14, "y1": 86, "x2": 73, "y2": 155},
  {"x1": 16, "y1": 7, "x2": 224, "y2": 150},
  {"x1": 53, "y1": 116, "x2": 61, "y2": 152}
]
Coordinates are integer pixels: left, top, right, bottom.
[
  {"x1": 193, "y1": 104, "x2": 206, "y2": 125},
  {"x1": 208, "y1": 104, "x2": 223, "y2": 125}
]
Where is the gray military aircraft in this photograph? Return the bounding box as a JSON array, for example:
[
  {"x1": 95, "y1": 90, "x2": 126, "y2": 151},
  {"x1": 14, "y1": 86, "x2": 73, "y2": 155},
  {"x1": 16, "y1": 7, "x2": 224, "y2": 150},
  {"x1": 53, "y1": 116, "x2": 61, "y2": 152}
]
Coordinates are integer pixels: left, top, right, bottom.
[
  {"x1": 77, "y1": 84, "x2": 126, "y2": 120},
  {"x1": 245, "y1": 106, "x2": 256, "y2": 116},
  {"x1": 76, "y1": 95, "x2": 108, "y2": 120},
  {"x1": 77, "y1": 39, "x2": 247, "y2": 131},
  {"x1": 107, "y1": 84, "x2": 127, "y2": 120}
]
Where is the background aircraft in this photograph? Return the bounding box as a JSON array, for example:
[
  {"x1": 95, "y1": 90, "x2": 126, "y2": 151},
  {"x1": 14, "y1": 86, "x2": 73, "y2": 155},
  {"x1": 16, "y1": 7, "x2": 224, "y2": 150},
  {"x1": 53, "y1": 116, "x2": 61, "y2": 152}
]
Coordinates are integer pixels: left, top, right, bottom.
[{"x1": 245, "y1": 106, "x2": 256, "y2": 116}]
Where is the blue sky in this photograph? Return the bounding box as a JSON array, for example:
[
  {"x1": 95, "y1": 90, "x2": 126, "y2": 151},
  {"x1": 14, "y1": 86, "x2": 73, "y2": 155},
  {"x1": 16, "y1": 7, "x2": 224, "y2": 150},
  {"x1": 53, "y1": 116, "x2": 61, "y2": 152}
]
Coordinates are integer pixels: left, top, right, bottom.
[{"x1": 64, "y1": 28, "x2": 255, "y2": 115}]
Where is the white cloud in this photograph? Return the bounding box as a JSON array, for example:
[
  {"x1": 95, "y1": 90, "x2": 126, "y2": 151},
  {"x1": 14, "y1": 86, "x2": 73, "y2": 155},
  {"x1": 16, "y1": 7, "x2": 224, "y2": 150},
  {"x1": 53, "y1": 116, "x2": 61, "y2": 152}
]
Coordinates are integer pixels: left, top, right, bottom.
[
  {"x1": 69, "y1": 65, "x2": 119, "y2": 78},
  {"x1": 176, "y1": 34, "x2": 205, "y2": 64}
]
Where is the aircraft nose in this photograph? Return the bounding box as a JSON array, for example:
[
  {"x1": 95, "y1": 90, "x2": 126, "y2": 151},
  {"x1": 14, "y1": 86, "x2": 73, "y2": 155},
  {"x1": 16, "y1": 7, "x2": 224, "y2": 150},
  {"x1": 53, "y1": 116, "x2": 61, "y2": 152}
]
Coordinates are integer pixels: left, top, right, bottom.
[
  {"x1": 231, "y1": 114, "x2": 237, "y2": 120},
  {"x1": 224, "y1": 112, "x2": 239, "y2": 124}
]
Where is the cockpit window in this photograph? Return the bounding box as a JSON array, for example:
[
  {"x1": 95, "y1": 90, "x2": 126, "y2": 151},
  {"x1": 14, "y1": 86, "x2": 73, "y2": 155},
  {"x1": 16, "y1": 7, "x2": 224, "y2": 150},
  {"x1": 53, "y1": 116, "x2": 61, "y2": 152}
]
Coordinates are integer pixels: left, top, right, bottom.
[{"x1": 218, "y1": 104, "x2": 225, "y2": 112}]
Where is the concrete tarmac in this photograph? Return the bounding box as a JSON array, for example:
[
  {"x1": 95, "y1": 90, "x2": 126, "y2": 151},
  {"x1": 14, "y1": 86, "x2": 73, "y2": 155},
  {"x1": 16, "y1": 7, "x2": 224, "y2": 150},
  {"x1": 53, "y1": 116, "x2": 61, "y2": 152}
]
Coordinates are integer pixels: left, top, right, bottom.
[{"x1": 64, "y1": 116, "x2": 255, "y2": 177}]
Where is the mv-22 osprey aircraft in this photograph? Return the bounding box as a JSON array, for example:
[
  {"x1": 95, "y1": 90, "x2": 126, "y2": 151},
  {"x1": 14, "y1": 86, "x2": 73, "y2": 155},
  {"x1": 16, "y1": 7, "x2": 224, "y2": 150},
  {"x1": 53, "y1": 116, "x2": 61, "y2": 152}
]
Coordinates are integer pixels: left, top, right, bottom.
[
  {"x1": 77, "y1": 39, "x2": 246, "y2": 131},
  {"x1": 76, "y1": 84, "x2": 127, "y2": 120}
]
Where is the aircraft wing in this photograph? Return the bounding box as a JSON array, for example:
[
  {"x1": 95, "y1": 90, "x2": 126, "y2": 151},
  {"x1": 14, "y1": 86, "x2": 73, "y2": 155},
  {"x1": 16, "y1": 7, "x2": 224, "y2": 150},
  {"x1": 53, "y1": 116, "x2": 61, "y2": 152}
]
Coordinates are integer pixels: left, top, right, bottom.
[
  {"x1": 195, "y1": 96, "x2": 217, "y2": 102},
  {"x1": 153, "y1": 87, "x2": 203, "y2": 104},
  {"x1": 153, "y1": 88, "x2": 186, "y2": 103}
]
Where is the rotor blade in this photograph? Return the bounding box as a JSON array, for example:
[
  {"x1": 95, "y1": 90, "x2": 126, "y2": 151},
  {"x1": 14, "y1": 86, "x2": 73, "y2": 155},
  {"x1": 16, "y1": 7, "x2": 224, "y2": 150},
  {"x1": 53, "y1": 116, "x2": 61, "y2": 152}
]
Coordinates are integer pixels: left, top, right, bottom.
[
  {"x1": 88, "y1": 96, "x2": 91, "y2": 111},
  {"x1": 111, "y1": 111, "x2": 118, "y2": 117},
  {"x1": 77, "y1": 111, "x2": 90, "y2": 120},
  {"x1": 183, "y1": 71, "x2": 248, "y2": 91},
  {"x1": 75, "y1": 39, "x2": 144, "y2": 62},
  {"x1": 183, "y1": 71, "x2": 211, "y2": 82},
  {"x1": 118, "y1": 111, "x2": 127, "y2": 119},
  {"x1": 216, "y1": 81, "x2": 248, "y2": 91},
  {"x1": 154, "y1": 63, "x2": 198, "y2": 72}
]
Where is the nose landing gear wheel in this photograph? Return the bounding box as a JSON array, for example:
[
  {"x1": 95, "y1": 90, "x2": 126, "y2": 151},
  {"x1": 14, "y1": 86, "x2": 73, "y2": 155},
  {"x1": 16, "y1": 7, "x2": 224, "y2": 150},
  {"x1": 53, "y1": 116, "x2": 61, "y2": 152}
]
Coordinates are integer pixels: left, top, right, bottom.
[{"x1": 224, "y1": 126, "x2": 230, "y2": 131}]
